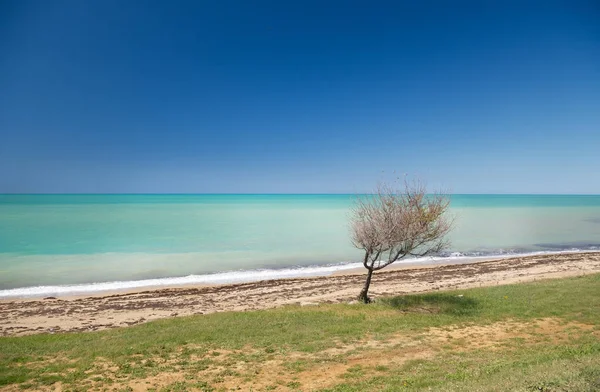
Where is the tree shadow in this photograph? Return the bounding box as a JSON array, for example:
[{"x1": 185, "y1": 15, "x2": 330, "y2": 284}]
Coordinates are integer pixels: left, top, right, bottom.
[{"x1": 380, "y1": 293, "x2": 479, "y2": 316}]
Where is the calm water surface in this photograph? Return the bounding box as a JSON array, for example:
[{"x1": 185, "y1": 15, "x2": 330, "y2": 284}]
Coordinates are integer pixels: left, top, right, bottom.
[{"x1": 1, "y1": 194, "x2": 599, "y2": 296}]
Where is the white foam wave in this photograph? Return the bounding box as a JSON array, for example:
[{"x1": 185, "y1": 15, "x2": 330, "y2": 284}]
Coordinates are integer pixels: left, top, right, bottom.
[
  {"x1": 0, "y1": 249, "x2": 595, "y2": 299},
  {"x1": 0, "y1": 262, "x2": 362, "y2": 299}
]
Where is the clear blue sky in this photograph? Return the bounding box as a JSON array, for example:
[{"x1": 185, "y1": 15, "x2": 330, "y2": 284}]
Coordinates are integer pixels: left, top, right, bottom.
[{"x1": 1, "y1": 0, "x2": 598, "y2": 194}]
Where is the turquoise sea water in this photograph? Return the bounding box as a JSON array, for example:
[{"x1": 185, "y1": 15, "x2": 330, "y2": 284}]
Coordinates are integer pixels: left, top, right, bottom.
[{"x1": 1, "y1": 194, "x2": 600, "y2": 297}]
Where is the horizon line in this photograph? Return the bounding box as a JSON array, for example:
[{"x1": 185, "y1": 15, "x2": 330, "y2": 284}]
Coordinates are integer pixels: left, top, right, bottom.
[{"x1": 2, "y1": 193, "x2": 600, "y2": 196}]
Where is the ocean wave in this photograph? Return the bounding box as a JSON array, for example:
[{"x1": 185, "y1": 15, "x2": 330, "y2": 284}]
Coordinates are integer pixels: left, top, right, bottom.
[
  {"x1": 0, "y1": 262, "x2": 359, "y2": 298},
  {"x1": 1, "y1": 248, "x2": 597, "y2": 299}
]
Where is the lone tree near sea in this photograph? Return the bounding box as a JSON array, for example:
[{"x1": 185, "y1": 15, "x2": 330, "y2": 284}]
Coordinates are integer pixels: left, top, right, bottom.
[{"x1": 350, "y1": 179, "x2": 453, "y2": 303}]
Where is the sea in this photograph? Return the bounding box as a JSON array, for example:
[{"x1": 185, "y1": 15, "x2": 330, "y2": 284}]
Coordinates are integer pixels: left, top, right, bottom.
[{"x1": 1, "y1": 194, "x2": 600, "y2": 298}]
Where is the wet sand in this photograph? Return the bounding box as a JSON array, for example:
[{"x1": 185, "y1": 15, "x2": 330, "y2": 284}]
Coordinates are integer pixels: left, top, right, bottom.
[{"x1": 1, "y1": 252, "x2": 599, "y2": 336}]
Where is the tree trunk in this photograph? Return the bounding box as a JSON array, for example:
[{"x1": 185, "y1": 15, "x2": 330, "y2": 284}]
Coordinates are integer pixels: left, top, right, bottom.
[{"x1": 358, "y1": 267, "x2": 374, "y2": 303}]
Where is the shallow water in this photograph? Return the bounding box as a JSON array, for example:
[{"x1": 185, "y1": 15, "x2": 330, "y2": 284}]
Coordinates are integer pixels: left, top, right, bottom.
[{"x1": 1, "y1": 194, "x2": 599, "y2": 297}]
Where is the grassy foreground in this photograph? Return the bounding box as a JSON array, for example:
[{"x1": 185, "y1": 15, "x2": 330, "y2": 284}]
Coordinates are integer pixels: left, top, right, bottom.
[{"x1": 1, "y1": 274, "x2": 600, "y2": 392}]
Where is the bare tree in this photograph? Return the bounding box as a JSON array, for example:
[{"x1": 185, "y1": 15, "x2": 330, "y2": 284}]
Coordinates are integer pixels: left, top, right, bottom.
[{"x1": 350, "y1": 179, "x2": 452, "y2": 303}]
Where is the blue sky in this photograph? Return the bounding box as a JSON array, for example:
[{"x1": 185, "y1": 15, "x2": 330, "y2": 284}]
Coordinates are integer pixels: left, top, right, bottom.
[{"x1": 1, "y1": 0, "x2": 599, "y2": 193}]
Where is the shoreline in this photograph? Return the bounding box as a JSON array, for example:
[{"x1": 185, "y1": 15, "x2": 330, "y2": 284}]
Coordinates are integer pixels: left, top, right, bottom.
[
  {"x1": 1, "y1": 251, "x2": 600, "y2": 336},
  {"x1": 2, "y1": 249, "x2": 598, "y2": 300}
]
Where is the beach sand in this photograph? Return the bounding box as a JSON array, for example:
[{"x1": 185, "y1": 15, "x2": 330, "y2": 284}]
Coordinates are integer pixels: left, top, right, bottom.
[{"x1": 1, "y1": 251, "x2": 599, "y2": 336}]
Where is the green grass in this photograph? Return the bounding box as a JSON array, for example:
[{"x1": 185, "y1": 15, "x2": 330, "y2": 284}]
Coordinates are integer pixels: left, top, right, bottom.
[
  {"x1": 322, "y1": 345, "x2": 600, "y2": 392},
  {"x1": 1, "y1": 273, "x2": 600, "y2": 391}
]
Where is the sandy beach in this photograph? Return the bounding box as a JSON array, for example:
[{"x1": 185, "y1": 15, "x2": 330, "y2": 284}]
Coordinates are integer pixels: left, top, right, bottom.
[{"x1": 1, "y1": 251, "x2": 599, "y2": 337}]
